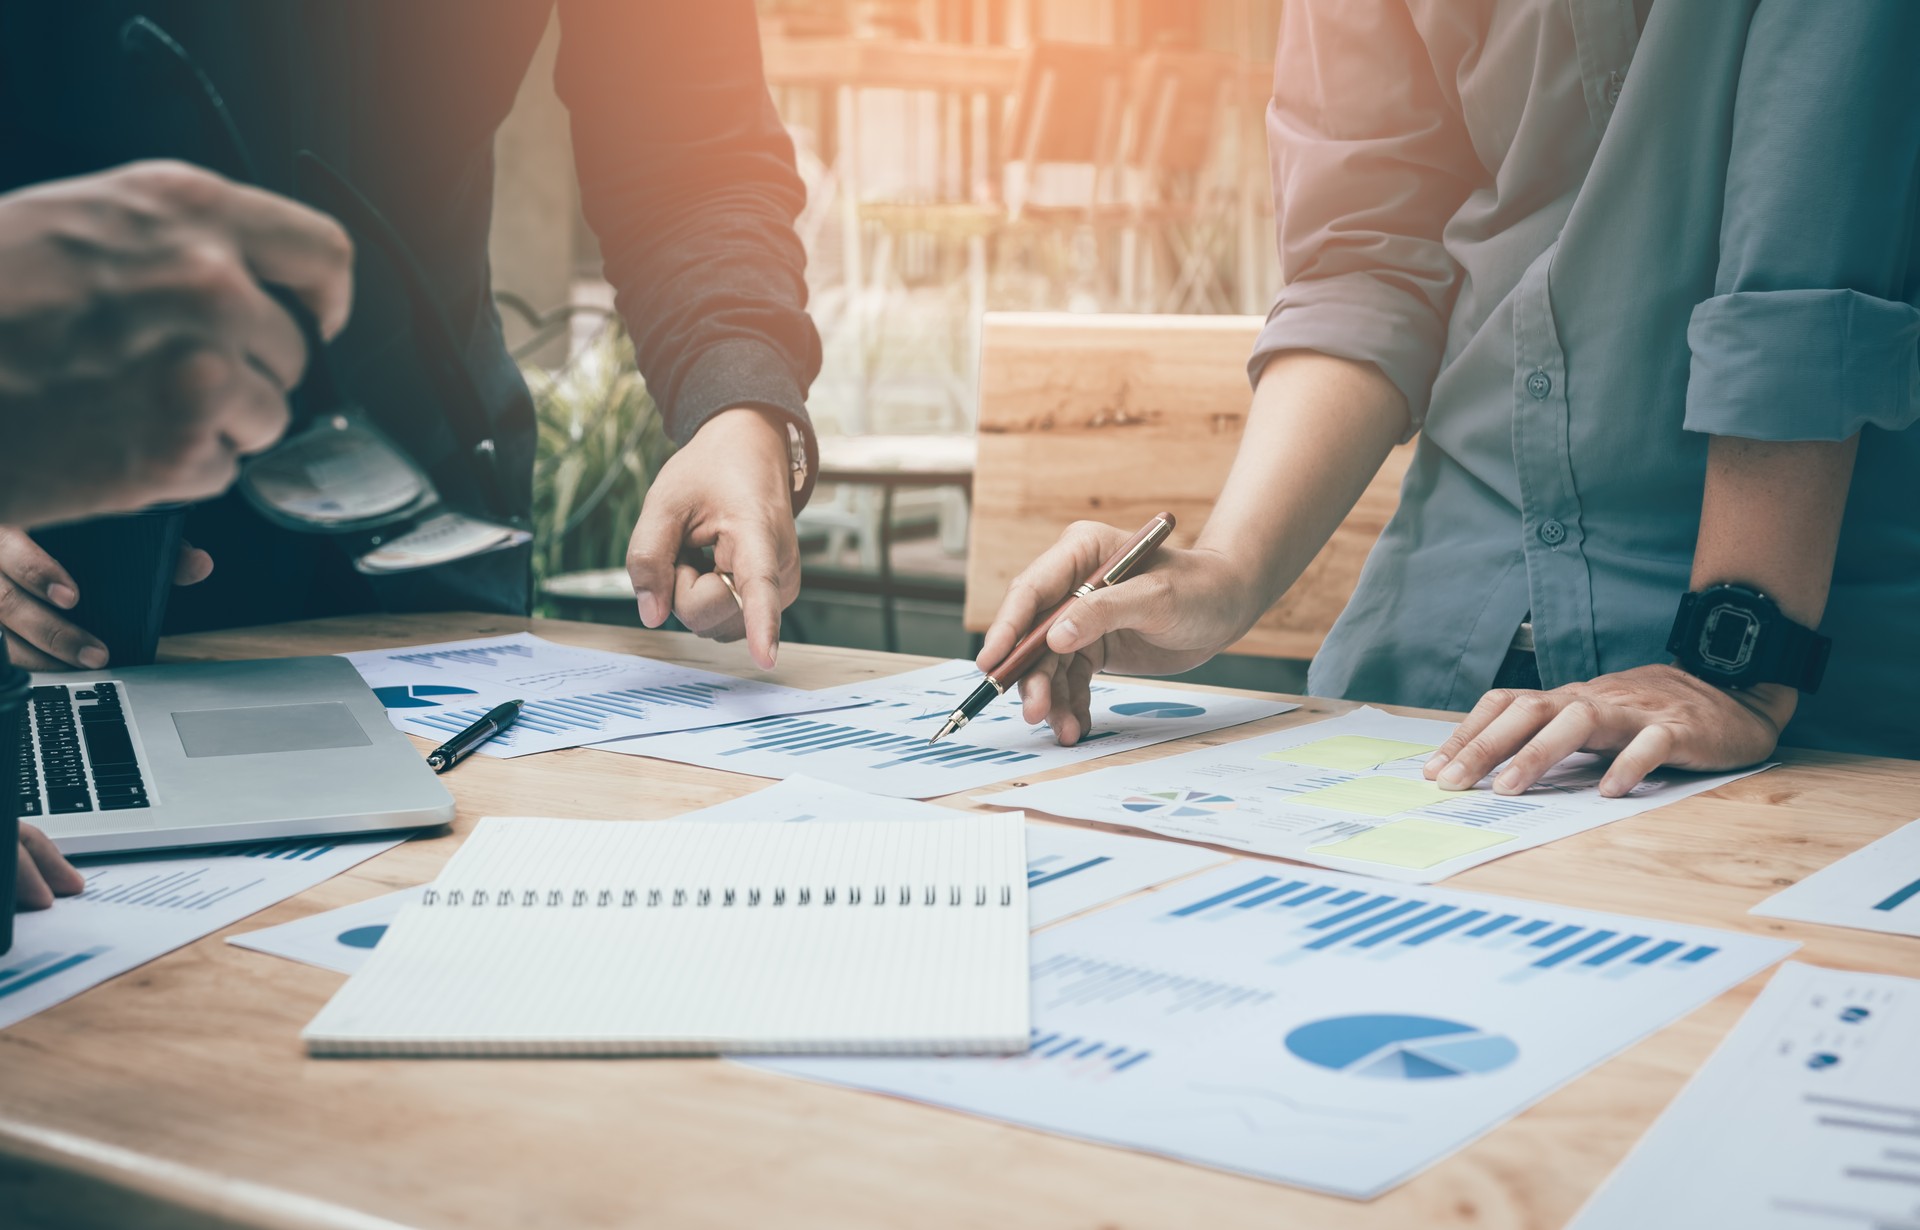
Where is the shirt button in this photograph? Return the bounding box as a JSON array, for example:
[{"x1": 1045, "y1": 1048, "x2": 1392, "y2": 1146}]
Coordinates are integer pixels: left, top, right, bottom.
[
  {"x1": 1539, "y1": 519, "x2": 1567, "y2": 546},
  {"x1": 1526, "y1": 370, "x2": 1552, "y2": 400},
  {"x1": 1606, "y1": 70, "x2": 1624, "y2": 107}
]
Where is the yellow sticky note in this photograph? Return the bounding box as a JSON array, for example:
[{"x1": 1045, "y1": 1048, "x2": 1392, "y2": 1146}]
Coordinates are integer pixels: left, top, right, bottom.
[
  {"x1": 1309, "y1": 818, "x2": 1516, "y2": 870},
  {"x1": 1264, "y1": 735, "x2": 1437, "y2": 772},
  {"x1": 1291, "y1": 776, "x2": 1455, "y2": 817}
]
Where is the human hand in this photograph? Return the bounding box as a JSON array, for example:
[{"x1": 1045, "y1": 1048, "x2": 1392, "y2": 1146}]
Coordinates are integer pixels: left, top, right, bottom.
[
  {"x1": 976, "y1": 521, "x2": 1263, "y2": 745},
  {"x1": 625, "y1": 408, "x2": 799, "y2": 669},
  {"x1": 0, "y1": 527, "x2": 213, "y2": 670},
  {"x1": 1422, "y1": 663, "x2": 1793, "y2": 798},
  {"x1": 13, "y1": 822, "x2": 84, "y2": 911},
  {"x1": 0, "y1": 161, "x2": 354, "y2": 528}
]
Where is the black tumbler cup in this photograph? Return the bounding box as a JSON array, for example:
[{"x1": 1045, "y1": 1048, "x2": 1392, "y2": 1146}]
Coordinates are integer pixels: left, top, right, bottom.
[{"x1": 28, "y1": 506, "x2": 188, "y2": 670}]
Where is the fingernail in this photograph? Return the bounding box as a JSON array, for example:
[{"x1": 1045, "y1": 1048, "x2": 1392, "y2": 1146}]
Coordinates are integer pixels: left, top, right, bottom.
[
  {"x1": 48, "y1": 583, "x2": 78, "y2": 609},
  {"x1": 1493, "y1": 769, "x2": 1520, "y2": 795},
  {"x1": 78, "y1": 646, "x2": 108, "y2": 669},
  {"x1": 1438, "y1": 763, "x2": 1472, "y2": 790},
  {"x1": 1423, "y1": 753, "x2": 1449, "y2": 776},
  {"x1": 1051, "y1": 619, "x2": 1079, "y2": 649}
]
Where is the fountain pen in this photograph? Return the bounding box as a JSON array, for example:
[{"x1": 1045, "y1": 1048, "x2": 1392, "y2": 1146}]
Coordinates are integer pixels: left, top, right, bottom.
[{"x1": 930, "y1": 512, "x2": 1176, "y2": 744}]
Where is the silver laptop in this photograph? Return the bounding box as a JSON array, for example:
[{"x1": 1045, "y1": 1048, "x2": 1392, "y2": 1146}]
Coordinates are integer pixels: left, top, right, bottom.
[{"x1": 20, "y1": 655, "x2": 455, "y2": 856}]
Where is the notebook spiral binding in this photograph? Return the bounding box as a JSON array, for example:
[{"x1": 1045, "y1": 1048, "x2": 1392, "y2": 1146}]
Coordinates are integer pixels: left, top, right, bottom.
[{"x1": 420, "y1": 883, "x2": 1017, "y2": 909}]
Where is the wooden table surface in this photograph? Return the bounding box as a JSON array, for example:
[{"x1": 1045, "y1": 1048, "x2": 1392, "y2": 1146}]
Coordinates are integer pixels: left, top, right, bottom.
[{"x1": 1, "y1": 612, "x2": 1915, "y2": 1230}]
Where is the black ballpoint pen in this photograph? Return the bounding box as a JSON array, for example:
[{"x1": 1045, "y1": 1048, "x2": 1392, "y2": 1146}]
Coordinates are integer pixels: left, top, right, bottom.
[{"x1": 426, "y1": 700, "x2": 524, "y2": 772}]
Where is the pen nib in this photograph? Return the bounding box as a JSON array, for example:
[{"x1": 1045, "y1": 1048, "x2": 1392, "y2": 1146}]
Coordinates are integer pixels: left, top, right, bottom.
[{"x1": 928, "y1": 712, "x2": 966, "y2": 745}]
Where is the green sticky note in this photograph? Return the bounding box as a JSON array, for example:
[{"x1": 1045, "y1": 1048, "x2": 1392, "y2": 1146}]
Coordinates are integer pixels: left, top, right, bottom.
[
  {"x1": 1308, "y1": 818, "x2": 1516, "y2": 870},
  {"x1": 1264, "y1": 735, "x2": 1438, "y2": 772},
  {"x1": 1292, "y1": 776, "x2": 1455, "y2": 817}
]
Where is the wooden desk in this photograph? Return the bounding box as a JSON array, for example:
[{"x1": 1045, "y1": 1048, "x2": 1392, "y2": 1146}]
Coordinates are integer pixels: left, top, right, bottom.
[{"x1": 1, "y1": 612, "x2": 1914, "y2": 1230}]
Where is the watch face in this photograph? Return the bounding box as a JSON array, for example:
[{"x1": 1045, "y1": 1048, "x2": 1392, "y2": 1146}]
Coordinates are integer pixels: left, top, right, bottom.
[{"x1": 1699, "y1": 602, "x2": 1761, "y2": 674}]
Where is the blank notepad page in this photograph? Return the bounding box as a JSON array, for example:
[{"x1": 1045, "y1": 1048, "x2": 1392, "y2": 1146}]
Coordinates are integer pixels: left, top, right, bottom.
[{"x1": 302, "y1": 814, "x2": 1030, "y2": 1057}]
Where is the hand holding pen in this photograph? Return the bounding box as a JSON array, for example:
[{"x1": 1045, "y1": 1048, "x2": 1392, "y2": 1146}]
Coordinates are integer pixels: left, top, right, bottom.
[
  {"x1": 971, "y1": 515, "x2": 1267, "y2": 746},
  {"x1": 940, "y1": 514, "x2": 1176, "y2": 745}
]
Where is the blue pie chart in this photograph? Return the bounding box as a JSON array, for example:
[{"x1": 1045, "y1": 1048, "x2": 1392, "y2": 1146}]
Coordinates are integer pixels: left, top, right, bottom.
[
  {"x1": 337, "y1": 925, "x2": 389, "y2": 950},
  {"x1": 374, "y1": 684, "x2": 480, "y2": 710},
  {"x1": 1110, "y1": 700, "x2": 1208, "y2": 719},
  {"x1": 1285, "y1": 1014, "x2": 1519, "y2": 1080}
]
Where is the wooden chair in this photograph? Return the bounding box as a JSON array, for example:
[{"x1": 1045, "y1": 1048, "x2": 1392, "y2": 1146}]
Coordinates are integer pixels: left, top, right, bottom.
[{"x1": 963, "y1": 312, "x2": 1415, "y2": 663}]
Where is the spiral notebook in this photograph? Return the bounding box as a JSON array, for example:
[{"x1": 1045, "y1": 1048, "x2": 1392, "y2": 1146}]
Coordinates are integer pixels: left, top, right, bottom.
[{"x1": 302, "y1": 813, "x2": 1031, "y2": 1057}]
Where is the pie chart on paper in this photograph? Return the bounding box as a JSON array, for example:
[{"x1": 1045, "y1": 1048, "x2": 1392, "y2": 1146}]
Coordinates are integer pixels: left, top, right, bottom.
[
  {"x1": 1120, "y1": 790, "x2": 1239, "y2": 818},
  {"x1": 373, "y1": 684, "x2": 480, "y2": 710},
  {"x1": 1284, "y1": 1014, "x2": 1520, "y2": 1081},
  {"x1": 1110, "y1": 700, "x2": 1209, "y2": 719}
]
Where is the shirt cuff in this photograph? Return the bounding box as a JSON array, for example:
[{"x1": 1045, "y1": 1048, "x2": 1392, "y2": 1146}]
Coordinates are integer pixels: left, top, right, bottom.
[
  {"x1": 1247, "y1": 275, "x2": 1447, "y2": 435},
  {"x1": 1686, "y1": 289, "x2": 1920, "y2": 441},
  {"x1": 668, "y1": 337, "x2": 820, "y2": 513}
]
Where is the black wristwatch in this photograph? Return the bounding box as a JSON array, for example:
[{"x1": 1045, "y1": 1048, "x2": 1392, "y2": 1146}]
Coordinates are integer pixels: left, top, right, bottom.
[{"x1": 1666, "y1": 583, "x2": 1830, "y2": 693}]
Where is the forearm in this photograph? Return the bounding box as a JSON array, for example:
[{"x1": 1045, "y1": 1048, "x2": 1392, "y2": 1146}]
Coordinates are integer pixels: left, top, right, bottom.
[
  {"x1": 1194, "y1": 350, "x2": 1408, "y2": 620},
  {"x1": 1686, "y1": 433, "x2": 1858, "y2": 726},
  {"x1": 1691, "y1": 434, "x2": 1858, "y2": 627}
]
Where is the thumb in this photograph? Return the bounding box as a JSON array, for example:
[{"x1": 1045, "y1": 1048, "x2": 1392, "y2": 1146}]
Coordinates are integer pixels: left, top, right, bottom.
[{"x1": 1046, "y1": 572, "x2": 1171, "y2": 656}]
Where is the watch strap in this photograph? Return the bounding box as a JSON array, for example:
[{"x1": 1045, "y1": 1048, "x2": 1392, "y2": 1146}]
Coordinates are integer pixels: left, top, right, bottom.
[{"x1": 1668, "y1": 587, "x2": 1831, "y2": 694}]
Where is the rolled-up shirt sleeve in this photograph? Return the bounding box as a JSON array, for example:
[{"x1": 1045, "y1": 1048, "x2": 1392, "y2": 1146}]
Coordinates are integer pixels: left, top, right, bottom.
[
  {"x1": 1250, "y1": 0, "x2": 1478, "y2": 431},
  {"x1": 1685, "y1": 0, "x2": 1920, "y2": 442}
]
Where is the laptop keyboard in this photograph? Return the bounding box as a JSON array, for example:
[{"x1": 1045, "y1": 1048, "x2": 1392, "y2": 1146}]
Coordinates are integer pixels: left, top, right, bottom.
[{"x1": 18, "y1": 683, "x2": 151, "y2": 817}]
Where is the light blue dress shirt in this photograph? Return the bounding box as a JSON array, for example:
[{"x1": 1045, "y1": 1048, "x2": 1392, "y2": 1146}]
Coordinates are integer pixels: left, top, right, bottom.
[{"x1": 1253, "y1": 0, "x2": 1920, "y2": 757}]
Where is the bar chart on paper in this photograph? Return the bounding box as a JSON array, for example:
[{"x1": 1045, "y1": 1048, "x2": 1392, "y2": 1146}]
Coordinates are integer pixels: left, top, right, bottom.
[
  {"x1": 1573, "y1": 962, "x2": 1920, "y2": 1230},
  {"x1": 342, "y1": 633, "x2": 855, "y2": 756},
  {"x1": 0, "y1": 836, "x2": 403, "y2": 1030},
  {"x1": 643, "y1": 777, "x2": 1234, "y2": 928},
  {"x1": 604, "y1": 661, "x2": 1294, "y2": 797},
  {"x1": 752, "y1": 861, "x2": 1793, "y2": 1198},
  {"x1": 984, "y1": 707, "x2": 1767, "y2": 882},
  {"x1": 1753, "y1": 817, "x2": 1920, "y2": 939}
]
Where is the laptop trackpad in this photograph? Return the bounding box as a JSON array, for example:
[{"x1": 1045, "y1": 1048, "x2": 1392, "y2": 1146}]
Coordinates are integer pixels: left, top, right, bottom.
[{"x1": 172, "y1": 703, "x2": 373, "y2": 758}]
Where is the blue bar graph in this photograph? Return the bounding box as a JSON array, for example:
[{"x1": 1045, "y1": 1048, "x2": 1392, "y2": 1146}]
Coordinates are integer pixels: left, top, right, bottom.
[
  {"x1": 1234, "y1": 882, "x2": 1308, "y2": 908},
  {"x1": 1028, "y1": 857, "x2": 1110, "y2": 888},
  {"x1": 1581, "y1": 935, "x2": 1649, "y2": 966},
  {"x1": 394, "y1": 644, "x2": 533, "y2": 669},
  {"x1": 0, "y1": 948, "x2": 108, "y2": 999},
  {"x1": 1305, "y1": 900, "x2": 1428, "y2": 950},
  {"x1": 705, "y1": 715, "x2": 1041, "y2": 773},
  {"x1": 1018, "y1": 1028, "x2": 1152, "y2": 1075},
  {"x1": 1533, "y1": 929, "x2": 1617, "y2": 969},
  {"x1": 1309, "y1": 894, "x2": 1398, "y2": 931},
  {"x1": 1403, "y1": 909, "x2": 1487, "y2": 945},
  {"x1": 1355, "y1": 905, "x2": 1454, "y2": 948},
  {"x1": 1169, "y1": 877, "x2": 1282, "y2": 917},
  {"x1": 1874, "y1": 876, "x2": 1920, "y2": 912},
  {"x1": 415, "y1": 682, "x2": 732, "y2": 742},
  {"x1": 1150, "y1": 874, "x2": 1732, "y2": 978}
]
